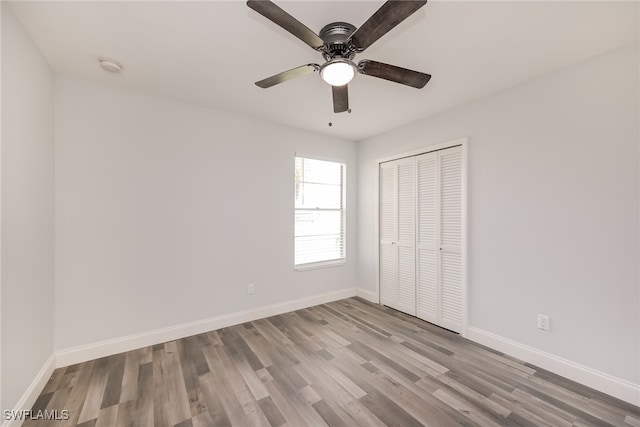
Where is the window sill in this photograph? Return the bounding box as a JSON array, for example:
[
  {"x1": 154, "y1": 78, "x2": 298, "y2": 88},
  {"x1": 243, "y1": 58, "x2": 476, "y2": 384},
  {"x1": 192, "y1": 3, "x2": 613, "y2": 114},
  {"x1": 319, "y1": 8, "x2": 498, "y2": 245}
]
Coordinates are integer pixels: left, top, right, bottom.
[{"x1": 295, "y1": 260, "x2": 346, "y2": 271}]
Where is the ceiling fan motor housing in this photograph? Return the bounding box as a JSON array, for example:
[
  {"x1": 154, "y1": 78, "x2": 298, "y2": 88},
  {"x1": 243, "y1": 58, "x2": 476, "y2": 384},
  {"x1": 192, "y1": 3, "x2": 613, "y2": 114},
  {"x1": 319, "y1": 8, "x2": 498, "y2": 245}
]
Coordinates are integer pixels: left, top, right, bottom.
[{"x1": 319, "y1": 22, "x2": 356, "y2": 60}]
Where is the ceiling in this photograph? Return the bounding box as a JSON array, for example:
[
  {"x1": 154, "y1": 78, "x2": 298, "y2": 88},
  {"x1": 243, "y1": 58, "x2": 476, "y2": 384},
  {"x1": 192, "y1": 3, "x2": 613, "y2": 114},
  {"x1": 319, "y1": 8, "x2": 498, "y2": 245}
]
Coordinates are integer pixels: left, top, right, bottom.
[{"x1": 8, "y1": 1, "x2": 639, "y2": 141}]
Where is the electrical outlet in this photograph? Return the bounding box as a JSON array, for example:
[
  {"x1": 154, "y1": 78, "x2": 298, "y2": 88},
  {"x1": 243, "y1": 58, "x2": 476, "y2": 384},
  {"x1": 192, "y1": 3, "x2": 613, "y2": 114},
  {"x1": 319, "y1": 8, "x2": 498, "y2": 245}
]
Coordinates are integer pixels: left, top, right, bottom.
[
  {"x1": 247, "y1": 283, "x2": 255, "y2": 295},
  {"x1": 537, "y1": 314, "x2": 550, "y2": 331}
]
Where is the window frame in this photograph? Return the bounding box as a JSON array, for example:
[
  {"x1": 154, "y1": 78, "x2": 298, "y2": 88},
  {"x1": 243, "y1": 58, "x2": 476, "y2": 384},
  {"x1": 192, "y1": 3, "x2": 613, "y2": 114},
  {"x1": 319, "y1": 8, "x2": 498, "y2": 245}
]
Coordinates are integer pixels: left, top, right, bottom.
[{"x1": 294, "y1": 153, "x2": 346, "y2": 271}]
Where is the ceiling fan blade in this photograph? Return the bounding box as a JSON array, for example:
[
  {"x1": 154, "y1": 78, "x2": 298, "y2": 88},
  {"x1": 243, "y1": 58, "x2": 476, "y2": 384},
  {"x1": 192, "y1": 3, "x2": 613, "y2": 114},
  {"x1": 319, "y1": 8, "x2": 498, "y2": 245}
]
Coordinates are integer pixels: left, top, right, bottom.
[
  {"x1": 348, "y1": 1, "x2": 427, "y2": 52},
  {"x1": 358, "y1": 59, "x2": 431, "y2": 89},
  {"x1": 332, "y1": 84, "x2": 349, "y2": 113},
  {"x1": 247, "y1": 1, "x2": 324, "y2": 50},
  {"x1": 255, "y1": 64, "x2": 319, "y2": 88}
]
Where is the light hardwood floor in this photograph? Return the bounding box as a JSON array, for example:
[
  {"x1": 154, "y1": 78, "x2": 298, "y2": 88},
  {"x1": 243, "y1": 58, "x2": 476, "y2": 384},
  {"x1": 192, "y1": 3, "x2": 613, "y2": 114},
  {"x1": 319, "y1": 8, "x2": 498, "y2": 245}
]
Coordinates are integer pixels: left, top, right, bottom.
[{"x1": 25, "y1": 297, "x2": 640, "y2": 426}]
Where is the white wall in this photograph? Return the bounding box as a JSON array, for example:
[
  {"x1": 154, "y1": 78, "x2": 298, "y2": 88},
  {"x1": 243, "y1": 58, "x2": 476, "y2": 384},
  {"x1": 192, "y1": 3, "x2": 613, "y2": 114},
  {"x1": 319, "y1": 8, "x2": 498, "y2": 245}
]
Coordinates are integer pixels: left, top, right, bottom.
[
  {"x1": 54, "y1": 77, "x2": 358, "y2": 351},
  {"x1": 358, "y1": 45, "x2": 639, "y2": 386},
  {"x1": 1, "y1": 3, "x2": 55, "y2": 411}
]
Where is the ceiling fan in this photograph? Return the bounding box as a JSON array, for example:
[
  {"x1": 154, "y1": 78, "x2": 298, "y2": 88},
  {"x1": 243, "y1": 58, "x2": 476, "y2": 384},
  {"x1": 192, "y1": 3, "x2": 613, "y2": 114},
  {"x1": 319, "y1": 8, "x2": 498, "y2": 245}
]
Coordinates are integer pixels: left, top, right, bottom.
[{"x1": 247, "y1": 0, "x2": 431, "y2": 113}]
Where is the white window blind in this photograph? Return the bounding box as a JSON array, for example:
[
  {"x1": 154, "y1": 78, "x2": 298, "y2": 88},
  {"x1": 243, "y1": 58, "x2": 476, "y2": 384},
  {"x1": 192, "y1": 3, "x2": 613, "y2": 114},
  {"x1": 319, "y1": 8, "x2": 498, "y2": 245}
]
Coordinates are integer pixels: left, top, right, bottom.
[{"x1": 295, "y1": 156, "x2": 345, "y2": 269}]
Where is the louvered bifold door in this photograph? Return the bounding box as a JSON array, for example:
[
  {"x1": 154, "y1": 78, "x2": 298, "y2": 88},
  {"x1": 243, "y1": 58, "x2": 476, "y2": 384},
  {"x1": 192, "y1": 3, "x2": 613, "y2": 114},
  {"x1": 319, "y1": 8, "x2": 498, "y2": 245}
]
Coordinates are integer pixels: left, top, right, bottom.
[
  {"x1": 396, "y1": 158, "x2": 416, "y2": 316},
  {"x1": 439, "y1": 146, "x2": 463, "y2": 332},
  {"x1": 416, "y1": 152, "x2": 438, "y2": 323},
  {"x1": 380, "y1": 145, "x2": 463, "y2": 330},
  {"x1": 379, "y1": 161, "x2": 398, "y2": 310}
]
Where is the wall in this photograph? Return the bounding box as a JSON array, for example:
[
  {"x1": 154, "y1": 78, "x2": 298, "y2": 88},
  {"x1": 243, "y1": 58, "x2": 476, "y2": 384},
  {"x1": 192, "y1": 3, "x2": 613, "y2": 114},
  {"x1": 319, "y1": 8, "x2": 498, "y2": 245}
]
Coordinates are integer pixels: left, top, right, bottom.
[
  {"x1": 358, "y1": 45, "x2": 639, "y2": 389},
  {"x1": 54, "y1": 77, "x2": 358, "y2": 351},
  {"x1": 1, "y1": 3, "x2": 55, "y2": 412}
]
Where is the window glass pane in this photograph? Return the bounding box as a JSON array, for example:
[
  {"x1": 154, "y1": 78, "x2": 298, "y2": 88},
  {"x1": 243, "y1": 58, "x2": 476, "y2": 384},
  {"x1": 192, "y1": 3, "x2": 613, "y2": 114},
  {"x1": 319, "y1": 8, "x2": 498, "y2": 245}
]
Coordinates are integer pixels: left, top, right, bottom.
[
  {"x1": 295, "y1": 157, "x2": 304, "y2": 184},
  {"x1": 295, "y1": 183, "x2": 341, "y2": 209},
  {"x1": 298, "y1": 158, "x2": 342, "y2": 185},
  {"x1": 295, "y1": 210, "x2": 342, "y2": 237},
  {"x1": 295, "y1": 235, "x2": 343, "y2": 265}
]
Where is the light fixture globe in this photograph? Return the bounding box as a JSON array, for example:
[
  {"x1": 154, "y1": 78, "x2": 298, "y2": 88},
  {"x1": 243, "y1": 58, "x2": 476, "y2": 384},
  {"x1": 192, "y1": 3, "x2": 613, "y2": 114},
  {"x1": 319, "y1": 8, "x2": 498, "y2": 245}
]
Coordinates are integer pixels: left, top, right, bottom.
[
  {"x1": 98, "y1": 57, "x2": 123, "y2": 73},
  {"x1": 320, "y1": 59, "x2": 355, "y2": 86}
]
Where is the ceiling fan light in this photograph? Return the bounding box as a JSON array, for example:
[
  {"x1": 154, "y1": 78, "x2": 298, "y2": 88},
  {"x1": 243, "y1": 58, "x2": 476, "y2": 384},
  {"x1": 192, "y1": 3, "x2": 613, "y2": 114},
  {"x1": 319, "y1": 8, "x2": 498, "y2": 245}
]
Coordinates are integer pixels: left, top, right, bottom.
[{"x1": 320, "y1": 59, "x2": 355, "y2": 86}]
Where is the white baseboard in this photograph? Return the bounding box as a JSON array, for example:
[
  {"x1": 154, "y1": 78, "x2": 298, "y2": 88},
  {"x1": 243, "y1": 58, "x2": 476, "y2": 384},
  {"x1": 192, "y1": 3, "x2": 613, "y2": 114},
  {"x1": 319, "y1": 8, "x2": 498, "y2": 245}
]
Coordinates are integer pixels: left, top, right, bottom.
[
  {"x1": 1, "y1": 354, "x2": 56, "y2": 427},
  {"x1": 356, "y1": 288, "x2": 378, "y2": 304},
  {"x1": 467, "y1": 327, "x2": 640, "y2": 407},
  {"x1": 56, "y1": 288, "x2": 357, "y2": 368}
]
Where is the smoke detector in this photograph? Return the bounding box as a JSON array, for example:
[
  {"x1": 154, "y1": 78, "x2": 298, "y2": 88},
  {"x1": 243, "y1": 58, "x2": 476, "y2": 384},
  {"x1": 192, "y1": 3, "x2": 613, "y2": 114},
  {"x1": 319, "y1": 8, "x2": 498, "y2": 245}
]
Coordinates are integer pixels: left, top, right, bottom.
[{"x1": 98, "y1": 58, "x2": 123, "y2": 73}]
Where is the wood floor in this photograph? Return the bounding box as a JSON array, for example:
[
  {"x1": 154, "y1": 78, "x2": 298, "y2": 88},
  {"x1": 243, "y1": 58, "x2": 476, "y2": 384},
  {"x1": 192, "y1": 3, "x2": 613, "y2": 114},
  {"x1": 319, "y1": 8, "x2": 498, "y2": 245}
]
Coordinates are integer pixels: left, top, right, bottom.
[{"x1": 25, "y1": 297, "x2": 640, "y2": 427}]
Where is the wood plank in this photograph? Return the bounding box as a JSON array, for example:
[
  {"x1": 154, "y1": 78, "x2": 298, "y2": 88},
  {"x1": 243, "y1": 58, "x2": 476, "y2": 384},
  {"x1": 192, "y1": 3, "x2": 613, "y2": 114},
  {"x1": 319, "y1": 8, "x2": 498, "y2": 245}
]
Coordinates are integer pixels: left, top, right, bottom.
[
  {"x1": 201, "y1": 346, "x2": 249, "y2": 426},
  {"x1": 257, "y1": 396, "x2": 287, "y2": 427},
  {"x1": 133, "y1": 361, "x2": 154, "y2": 427},
  {"x1": 119, "y1": 350, "x2": 141, "y2": 403},
  {"x1": 94, "y1": 404, "x2": 119, "y2": 427},
  {"x1": 197, "y1": 372, "x2": 232, "y2": 427},
  {"x1": 77, "y1": 358, "x2": 110, "y2": 424},
  {"x1": 152, "y1": 346, "x2": 171, "y2": 427},
  {"x1": 101, "y1": 354, "x2": 125, "y2": 409},
  {"x1": 489, "y1": 391, "x2": 575, "y2": 427},
  {"x1": 289, "y1": 348, "x2": 386, "y2": 427},
  {"x1": 433, "y1": 388, "x2": 505, "y2": 427},
  {"x1": 313, "y1": 399, "x2": 352, "y2": 427},
  {"x1": 163, "y1": 343, "x2": 193, "y2": 425},
  {"x1": 114, "y1": 399, "x2": 134, "y2": 427},
  {"x1": 255, "y1": 367, "x2": 321, "y2": 426},
  {"x1": 626, "y1": 415, "x2": 640, "y2": 427}
]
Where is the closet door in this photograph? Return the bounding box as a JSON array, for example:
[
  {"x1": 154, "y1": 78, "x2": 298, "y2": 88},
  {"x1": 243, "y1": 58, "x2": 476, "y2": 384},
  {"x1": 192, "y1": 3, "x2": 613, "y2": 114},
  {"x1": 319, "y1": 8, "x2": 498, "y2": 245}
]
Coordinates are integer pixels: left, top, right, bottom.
[
  {"x1": 439, "y1": 146, "x2": 463, "y2": 332},
  {"x1": 379, "y1": 158, "x2": 416, "y2": 315},
  {"x1": 416, "y1": 152, "x2": 438, "y2": 323},
  {"x1": 379, "y1": 161, "x2": 397, "y2": 310},
  {"x1": 416, "y1": 145, "x2": 463, "y2": 332},
  {"x1": 396, "y1": 158, "x2": 416, "y2": 315}
]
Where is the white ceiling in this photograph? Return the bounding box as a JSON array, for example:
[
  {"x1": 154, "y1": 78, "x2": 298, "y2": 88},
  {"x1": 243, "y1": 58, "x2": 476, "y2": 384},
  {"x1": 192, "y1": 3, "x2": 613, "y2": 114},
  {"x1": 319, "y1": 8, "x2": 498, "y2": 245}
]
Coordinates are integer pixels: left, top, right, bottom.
[{"x1": 8, "y1": 1, "x2": 639, "y2": 140}]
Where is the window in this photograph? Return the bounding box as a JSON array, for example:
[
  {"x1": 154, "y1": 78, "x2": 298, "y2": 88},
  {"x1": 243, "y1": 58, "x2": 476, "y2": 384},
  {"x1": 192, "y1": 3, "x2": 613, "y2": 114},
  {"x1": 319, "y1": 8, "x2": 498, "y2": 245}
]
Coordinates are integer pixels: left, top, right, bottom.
[{"x1": 294, "y1": 156, "x2": 345, "y2": 269}]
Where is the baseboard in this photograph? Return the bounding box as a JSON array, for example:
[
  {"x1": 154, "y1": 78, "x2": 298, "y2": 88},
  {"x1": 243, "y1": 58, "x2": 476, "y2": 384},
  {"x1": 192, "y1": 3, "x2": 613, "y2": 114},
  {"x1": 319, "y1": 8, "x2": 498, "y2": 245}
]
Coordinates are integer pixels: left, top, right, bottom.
[
  {"x1": 356, "y1": 288, "x2": 378, "y2": 304},
  {"x1": 356, "y1": 288, "x2": 380, "y2": 304},
  {"x1": 467, "y1": 327, "x2": 640, "y2": 407},
  {"x1": 56, "y1": 288, "x2": 357, "y2": 368},
  {"x1": 1, "y1": 353, "x2": 56, "y2": 427}
]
